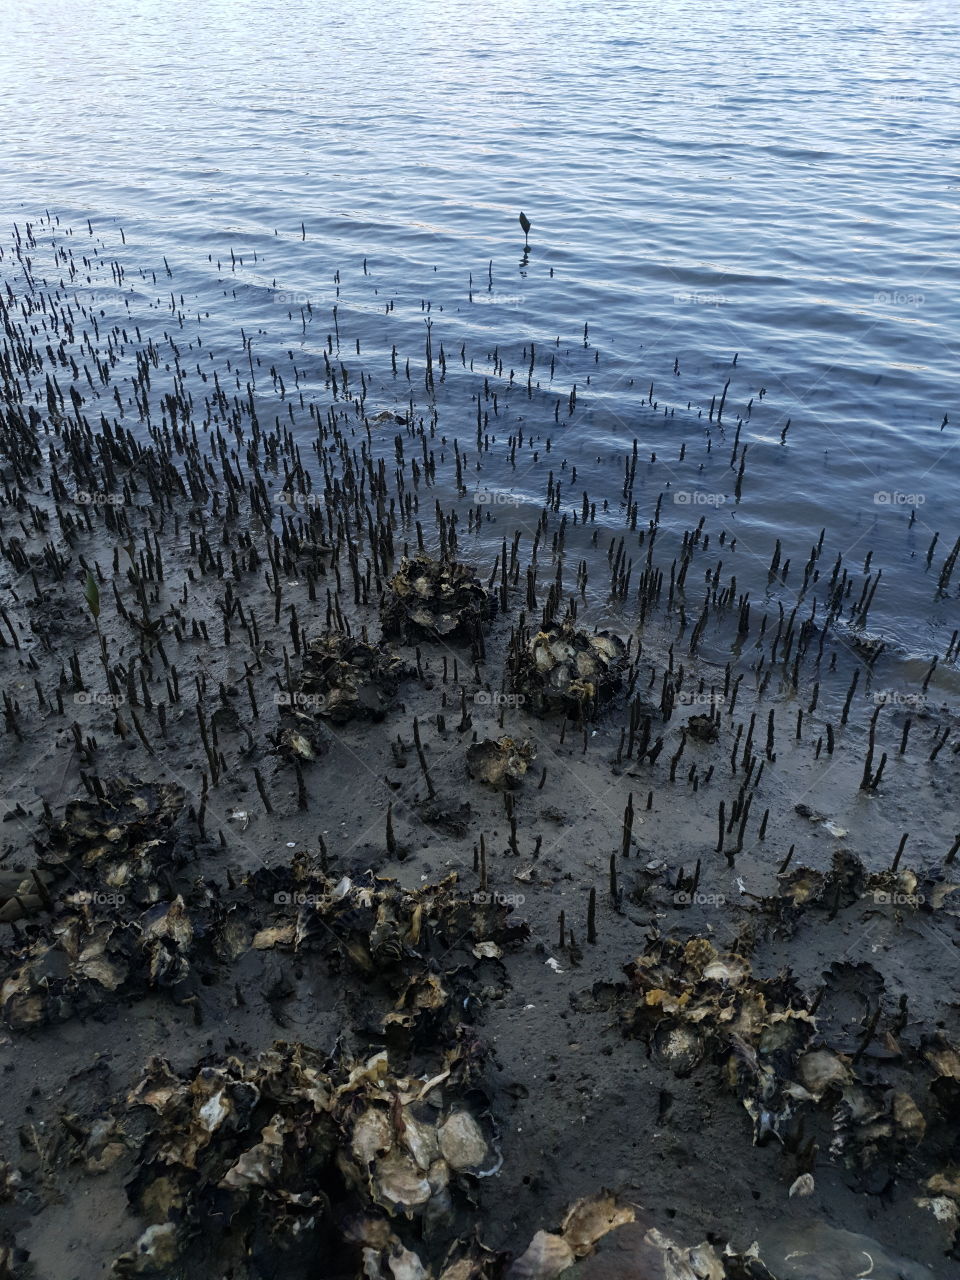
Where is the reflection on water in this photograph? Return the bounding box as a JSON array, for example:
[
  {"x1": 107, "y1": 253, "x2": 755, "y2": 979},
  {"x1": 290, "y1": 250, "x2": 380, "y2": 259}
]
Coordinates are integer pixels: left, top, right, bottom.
[{"x1": 0, "y1": 0, "x2": 957, "y2": 656}]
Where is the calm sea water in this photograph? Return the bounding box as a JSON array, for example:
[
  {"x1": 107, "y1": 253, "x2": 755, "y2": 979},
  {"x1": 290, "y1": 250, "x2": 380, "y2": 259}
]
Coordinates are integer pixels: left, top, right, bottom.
[{"x1": 0, "y1": 0, "x2": 958, "y2": 667}]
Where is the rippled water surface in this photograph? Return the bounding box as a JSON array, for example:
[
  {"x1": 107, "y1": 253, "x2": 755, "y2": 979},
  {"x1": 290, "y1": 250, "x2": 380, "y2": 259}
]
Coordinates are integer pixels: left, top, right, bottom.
[{"x1": 0, "y1": 0, "x2": 958, "y2": 656}]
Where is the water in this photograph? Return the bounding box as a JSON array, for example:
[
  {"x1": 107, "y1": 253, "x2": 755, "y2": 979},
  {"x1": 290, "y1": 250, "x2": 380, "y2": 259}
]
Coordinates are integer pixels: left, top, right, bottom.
[{"x1": 0, "y1": 0, "x2": 958, "y2": 671}]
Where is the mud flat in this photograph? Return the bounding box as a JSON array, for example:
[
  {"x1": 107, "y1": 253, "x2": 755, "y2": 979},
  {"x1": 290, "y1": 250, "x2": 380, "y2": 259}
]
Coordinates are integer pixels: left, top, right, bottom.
[{"x1": 0, "y1": 214, "x2": 957, "y2": 1278}]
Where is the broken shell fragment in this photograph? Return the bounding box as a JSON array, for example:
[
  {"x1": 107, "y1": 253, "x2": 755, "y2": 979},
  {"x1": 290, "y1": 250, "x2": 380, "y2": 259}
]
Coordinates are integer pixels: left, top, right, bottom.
[
  {"x1": 788, "y1": 1173, "x2": 815, "y2": 1198},
  {"x1": 113, "y1": 1223, "x2": 179, "y2": 1275},
  {"x1": 280, "y1": 725, "x2": 322, "y2": 761},
  {"x1": 641, "y1": 1229, "x2": 725, "y2": 1280},
  {"x1": 375, "y1": 1149, "x2": 434, "y2": 1212},
  {"x1": 652, "y1": 1022, "x2": 705, "y2": 1077},
  {"x1": 437, "y1": 1110, "x2": 491, "y2": 1174},
  {"x1": 507, "y1": 1194, "x2": 635, "y2": 1279},
  {"x1": 796, "y1": 1049, "x2": 850, "y2": 1100},
  {"x1": 506, "y1": 1231, "x2": 575, "y2": 1280},
  {"x1": 892, "y1": 1091, "x2": 926, "y2": 1142},
  {"x1": 560, "y1": 1192, "x2": 636, "y2": 1257}
]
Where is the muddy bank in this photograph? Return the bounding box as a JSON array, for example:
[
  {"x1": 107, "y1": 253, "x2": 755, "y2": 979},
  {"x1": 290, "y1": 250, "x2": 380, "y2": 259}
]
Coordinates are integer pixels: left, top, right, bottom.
[{"x1": 0, "y1": 214, "x2": 957, "y2": 1278}]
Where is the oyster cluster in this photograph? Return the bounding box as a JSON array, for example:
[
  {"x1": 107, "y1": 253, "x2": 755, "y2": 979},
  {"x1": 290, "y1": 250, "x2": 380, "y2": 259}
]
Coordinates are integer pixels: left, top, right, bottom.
[
  {"x1": 94, "y1": 855, "x2": 560, "y2": 1280},
  {"x1": 0, "y1": 884, "x2": 237, "y2": 1031},
  {"x1": 685, "y1": 712, "x2": 718, "y2": 743},
  {"x1": 0, "y1": 779, "x2": 232, "y2": 1029},
  {"x1": 381, "y1": 556, "x2": 492, "y2": 645},
  {"x1": 510, "y1": 625, "x2": 626, "y2": 718},
  {"x1": 623, "y1": 937, "x2": 816, "y2": 1129},
  {"x1": 115, "y1": 1046, "x2": 645, "y2": 1280},
  {"x1": 1, "y1": 809, "x2": 526, "y2": 1039},
  {"x1": 117, "y1": 1040, "x2": 502, "y2": 1278},
  {"x1": 294, "y1": 631, "x2": 413, "y2": 725},
  {"x1": 466, "y1": 737, "x2": 536, "y2": 789},
  {"x1": 776, "y1": 846, "x2": 938, "y2": 916},
  {"x1": 247, "y1": 864, "x2": 528, "y2": 1047},
  {"x1": 22, "y1": 777, "x2": 187, "y2": 908},
  {"x1": 622, "y1": 932, "x2": 960, "y2": 1229}
]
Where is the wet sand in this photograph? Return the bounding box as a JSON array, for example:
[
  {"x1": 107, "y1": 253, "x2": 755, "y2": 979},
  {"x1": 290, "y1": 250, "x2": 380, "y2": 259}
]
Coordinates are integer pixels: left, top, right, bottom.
[{"x1": 0, "y1": 214, "x2": 958, "y2": 1279}]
